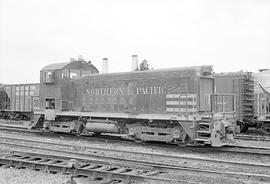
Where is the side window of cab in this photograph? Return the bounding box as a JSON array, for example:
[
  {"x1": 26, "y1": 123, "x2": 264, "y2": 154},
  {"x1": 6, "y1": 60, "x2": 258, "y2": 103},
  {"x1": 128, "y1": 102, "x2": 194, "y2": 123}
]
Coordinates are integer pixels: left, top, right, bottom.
[
  {"x1": 45, "y1": 98, "x2": 55, "y2": 109},
  {"x1": 70, "y1": 69, "x2": 80, "y2": 79},
  {"x1": 43, "y1": 71, "x2": 54, "y2": 83},
  {"x1": 62, "y1": 69, "x2": 81, "y2": 80},
  {"x1": 62, "y1": 69, "x2": 69, "y2": 80}
]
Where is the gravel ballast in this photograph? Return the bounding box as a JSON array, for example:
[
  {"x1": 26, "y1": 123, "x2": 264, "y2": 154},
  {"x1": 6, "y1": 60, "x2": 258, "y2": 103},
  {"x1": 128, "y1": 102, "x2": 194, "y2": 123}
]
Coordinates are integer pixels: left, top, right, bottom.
[
  {"x1": 0, "y1": 168, "x2": 68, "y2": 184},
  {"x1": 0, "y1": 168, "x2": 95, "y2": 184}
]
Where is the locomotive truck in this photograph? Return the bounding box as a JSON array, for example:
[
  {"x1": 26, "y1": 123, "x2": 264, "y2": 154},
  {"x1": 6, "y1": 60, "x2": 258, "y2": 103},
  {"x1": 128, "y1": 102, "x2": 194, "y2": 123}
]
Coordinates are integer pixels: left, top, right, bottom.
[{"x1": 26, "y1": 57, "x2": 235, "y2": 147}]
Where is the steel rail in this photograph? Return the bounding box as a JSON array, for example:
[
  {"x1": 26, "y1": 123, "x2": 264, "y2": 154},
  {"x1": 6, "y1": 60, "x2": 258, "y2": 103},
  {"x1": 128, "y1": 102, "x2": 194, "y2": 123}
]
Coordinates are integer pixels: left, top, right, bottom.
[
  {"x1": 236, "y1": 134, "x2": 270, "y2": 142},
  {"x1": 0, "y1": 152, "x2": 187, "y2": 184},
  {"x1": 1, "y1": 124, "x2": 270, "y2": 156},
  {"x1": 0, "y1": 135, "x2": 270, "y2": 183}
]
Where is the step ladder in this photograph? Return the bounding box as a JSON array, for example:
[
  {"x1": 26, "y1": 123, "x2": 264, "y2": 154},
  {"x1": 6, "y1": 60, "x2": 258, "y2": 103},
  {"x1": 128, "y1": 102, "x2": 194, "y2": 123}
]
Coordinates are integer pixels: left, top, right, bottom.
[{"x1": 194, "y1": 116, "x2": 212, "y2": 144}]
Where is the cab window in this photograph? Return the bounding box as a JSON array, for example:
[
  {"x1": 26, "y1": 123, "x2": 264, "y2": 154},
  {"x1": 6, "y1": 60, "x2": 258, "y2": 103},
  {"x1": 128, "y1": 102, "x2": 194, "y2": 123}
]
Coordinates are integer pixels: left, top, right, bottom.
[
  {"x1": 82, "y1": 70, "x2": 92, "y2": 77},
  {"x1": 62, "y1": 69, "x2": 69, "y2": 80},
  {"x1": 43, "y1": 71, "x2": 54, "y2": 83},
  {"x1": 70, "y1": 69, "x2": 80, "y2": 79},
  {"x1": 45, "y1": 98, "x2": 55, "y2": 109}
]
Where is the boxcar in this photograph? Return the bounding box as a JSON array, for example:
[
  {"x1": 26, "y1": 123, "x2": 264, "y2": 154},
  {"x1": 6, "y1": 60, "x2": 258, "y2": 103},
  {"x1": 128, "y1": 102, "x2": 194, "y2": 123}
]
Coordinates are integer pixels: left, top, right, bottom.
[{"x1": 215, "y1": 72, "x2": 255, "y2": 132}]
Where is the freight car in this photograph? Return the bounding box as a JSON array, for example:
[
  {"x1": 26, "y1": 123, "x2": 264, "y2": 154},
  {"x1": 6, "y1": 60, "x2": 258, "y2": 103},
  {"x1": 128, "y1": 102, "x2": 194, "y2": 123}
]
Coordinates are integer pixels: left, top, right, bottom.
[
  {"x1": 215, "y1": 72, "x2": 255, "y2": 132},
  {"x1": 215, "y1": 71, "x2": 270, "y2": 134},
  {"x1": 0, "y1": 83, "x2": 39, "y2": 120},
  {"x1": 30, "y1": 57, "x2": 236, "y2": 146}
]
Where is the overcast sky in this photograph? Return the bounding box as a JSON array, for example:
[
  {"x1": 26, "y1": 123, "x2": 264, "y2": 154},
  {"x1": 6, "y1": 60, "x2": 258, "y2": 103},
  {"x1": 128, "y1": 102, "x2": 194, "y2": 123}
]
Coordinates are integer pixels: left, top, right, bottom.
[{"x1": 0, "y1": 0, "x2": 269, "y2": 84}]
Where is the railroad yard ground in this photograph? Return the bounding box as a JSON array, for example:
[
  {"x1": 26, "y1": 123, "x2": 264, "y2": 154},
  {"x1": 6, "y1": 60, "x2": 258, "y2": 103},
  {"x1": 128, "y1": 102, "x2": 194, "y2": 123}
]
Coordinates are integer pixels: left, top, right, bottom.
[{"x1": 0, "y1": 120, "x2": 270, "y2": 184}]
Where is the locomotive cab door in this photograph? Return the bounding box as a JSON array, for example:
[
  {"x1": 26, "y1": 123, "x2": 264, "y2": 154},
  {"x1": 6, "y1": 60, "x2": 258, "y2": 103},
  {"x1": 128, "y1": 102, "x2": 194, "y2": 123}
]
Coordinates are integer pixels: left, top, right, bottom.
[
  {"x1": 199, "y1": 77, "x2": 214, "y2": 112},
  {"x1": 44, "y1": 98, "x2": 56, "y2": 120}
]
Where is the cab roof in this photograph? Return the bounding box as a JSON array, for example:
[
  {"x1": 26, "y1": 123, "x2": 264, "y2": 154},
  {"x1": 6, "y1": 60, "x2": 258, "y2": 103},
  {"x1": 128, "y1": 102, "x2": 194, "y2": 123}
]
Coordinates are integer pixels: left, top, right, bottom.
[
  {"x1": 41, "y1": 62, "x2": 70, "y2": 71},
  {"x1": 41, "y1": 60, "x2": 99, "y2": 74}
]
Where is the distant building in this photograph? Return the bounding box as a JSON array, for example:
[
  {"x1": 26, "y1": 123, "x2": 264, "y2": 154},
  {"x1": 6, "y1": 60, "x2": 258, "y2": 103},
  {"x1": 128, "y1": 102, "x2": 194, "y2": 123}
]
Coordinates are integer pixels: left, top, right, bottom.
[
  {"x1": 254, "y1": 69, "x2": 270, "y2": 116},
  {"x1": 255, "y1": 69, "x2": 270, "y2": 93}
]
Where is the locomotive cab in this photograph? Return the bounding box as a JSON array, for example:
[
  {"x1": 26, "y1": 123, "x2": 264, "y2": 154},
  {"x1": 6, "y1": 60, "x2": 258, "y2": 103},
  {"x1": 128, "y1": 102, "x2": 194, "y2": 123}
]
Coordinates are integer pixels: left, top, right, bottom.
[{"x1": 32, "y1": 57, "x2": 99, "y2": 128}]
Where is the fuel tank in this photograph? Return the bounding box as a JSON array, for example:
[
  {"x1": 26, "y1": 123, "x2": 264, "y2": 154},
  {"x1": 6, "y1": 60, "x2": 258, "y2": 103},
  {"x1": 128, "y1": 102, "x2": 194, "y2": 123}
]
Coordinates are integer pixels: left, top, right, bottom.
[{"x1": 85, "y1": 119, "x2": 120, "y2": 134}]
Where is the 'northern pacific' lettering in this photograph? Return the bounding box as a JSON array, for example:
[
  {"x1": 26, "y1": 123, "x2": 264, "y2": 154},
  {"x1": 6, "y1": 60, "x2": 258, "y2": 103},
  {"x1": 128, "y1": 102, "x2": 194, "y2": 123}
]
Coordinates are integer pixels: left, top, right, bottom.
[
  {"x1": 86, "y1": 87, "x2": 126, "y2": 96},
  {"x1": 85, "y1": 86, "x2": 165, "y2": 96},
  {"x1": 136, "y1": 86, "x2": 164, "y2": 95}
]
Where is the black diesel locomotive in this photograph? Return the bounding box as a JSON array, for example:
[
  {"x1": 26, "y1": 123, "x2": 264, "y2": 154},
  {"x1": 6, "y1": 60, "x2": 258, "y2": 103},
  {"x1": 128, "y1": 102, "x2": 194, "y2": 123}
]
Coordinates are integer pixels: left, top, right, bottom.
[{"x1": 26, "y1": 57, "x2": 235, "y2": 147}]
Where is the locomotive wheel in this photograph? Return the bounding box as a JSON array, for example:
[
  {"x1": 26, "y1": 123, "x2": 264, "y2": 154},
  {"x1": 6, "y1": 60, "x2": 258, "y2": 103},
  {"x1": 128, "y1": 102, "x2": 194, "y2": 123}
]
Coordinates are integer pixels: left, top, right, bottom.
[
  {"x1": 238, "y1": 122, "x2": 248, "y2": 132},
  {"x1": 172, "y1": 125, "x2": 186, "y2": 144},
  {"x1": 124, "y1": 122, "x2": 147, "y2": 142},
  {"x1": 242, "y1": 125, "x2": 249, "y2": 132},
  {"x1": 262, "y1": 122, "x2": 270, "y2": 135},
  {"x1": 70, "y1": 120, "x2": 84, "y2": 135},
  {"x1": 94, "y1": 132, "x2": 102, "y2": 136},
  {"x1": 134, "y1": 139, "x2": 144, "y2": 144}
]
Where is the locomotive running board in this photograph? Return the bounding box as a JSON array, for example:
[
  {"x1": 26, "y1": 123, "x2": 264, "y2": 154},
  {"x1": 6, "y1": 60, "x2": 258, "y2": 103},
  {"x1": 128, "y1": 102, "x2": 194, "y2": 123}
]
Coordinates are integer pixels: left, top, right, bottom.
[{"x1": 35, "y1": 111, "x2": 202, "y2": 121}]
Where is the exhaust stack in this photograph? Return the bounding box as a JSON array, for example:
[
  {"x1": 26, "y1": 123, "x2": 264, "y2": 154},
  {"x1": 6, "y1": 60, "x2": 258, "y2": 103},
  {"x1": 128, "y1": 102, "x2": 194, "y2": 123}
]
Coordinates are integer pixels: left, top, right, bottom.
[
  {"x1": 131, "y1": 55, "x2": 139, "y2": 71},
  {"x1": 102, "y1": 58, "x2": 108, "y2": 73}
]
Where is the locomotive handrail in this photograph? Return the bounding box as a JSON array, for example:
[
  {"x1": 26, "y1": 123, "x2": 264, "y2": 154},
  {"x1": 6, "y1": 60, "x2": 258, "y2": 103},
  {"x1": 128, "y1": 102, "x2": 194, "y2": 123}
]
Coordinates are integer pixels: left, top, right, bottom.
[
  {"x1": 210, "y1": 94, "x2": 236, "y2": 118},
  {"x1": 177, "y1": 93, "x2": 196, "y2": 116}
]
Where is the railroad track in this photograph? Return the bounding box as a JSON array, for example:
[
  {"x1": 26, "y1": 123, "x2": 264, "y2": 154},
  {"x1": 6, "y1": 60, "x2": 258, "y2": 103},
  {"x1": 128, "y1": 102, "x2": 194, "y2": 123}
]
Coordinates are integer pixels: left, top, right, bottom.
[
  {"x1": 0, "y1": 152, "x2": 176, "y2": 184},
  {"x1": 236, "y1": 134, "x2": 270, "y2": 142},
  {"x1": 0, "y1": 134, "x2": 270, "y2": 183},
  {"x1": 2, "y1": 120, "x2": 270, "y2": 143},
  {"x1": 1, "y1": 123, "x2": 270, "y2": 156}
]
